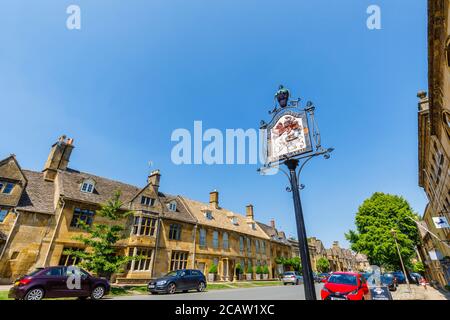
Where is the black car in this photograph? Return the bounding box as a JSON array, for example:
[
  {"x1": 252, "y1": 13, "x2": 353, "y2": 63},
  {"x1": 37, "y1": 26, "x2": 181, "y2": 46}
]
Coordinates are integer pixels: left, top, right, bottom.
[{"x1": 148, "y1": 269, "x2": 206, "y2": 294}]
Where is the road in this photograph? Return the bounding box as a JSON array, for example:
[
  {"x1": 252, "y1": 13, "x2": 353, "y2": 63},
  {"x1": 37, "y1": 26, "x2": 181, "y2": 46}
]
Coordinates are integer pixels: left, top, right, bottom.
[{"x1": 111, "y1": 284, "x2": 324, "y2": 300}]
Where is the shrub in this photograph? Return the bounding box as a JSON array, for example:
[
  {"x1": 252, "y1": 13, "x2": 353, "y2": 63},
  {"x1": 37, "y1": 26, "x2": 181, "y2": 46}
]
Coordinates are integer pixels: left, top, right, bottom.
[
  {"x1": 263, "y1": 265, "x2": 269, "y2": 274},
  {"x1": 256, "y1": 266, "x2": 263, "y2": 275},
  {"x1": 246, "y1": 265, "x2": 253, "y2": 274},
  {"x1": 209, "y1": 264, "x2": 218, "y2": 274}
]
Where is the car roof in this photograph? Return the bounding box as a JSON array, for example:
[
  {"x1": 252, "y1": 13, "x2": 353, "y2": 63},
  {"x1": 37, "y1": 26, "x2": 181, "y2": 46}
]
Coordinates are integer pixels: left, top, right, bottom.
[{"x1": 331, "y1": 271, "x2": 360, "y2": 276}]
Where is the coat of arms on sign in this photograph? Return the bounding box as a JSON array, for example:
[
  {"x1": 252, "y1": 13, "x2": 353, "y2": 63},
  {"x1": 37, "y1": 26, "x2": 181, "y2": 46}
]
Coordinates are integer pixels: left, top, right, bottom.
[{"x1": 271, "y1": 114, "x2": 308, "y2": 157}]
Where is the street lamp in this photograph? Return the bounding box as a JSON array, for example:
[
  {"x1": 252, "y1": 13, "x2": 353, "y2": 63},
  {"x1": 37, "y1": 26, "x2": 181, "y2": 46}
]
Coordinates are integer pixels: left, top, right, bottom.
[
  {"x1": 390, "y1": 228, "x2": 411, "y2": 292},
  {"x1": 259, "y1": 86, "x2": 333, "y2": 300}
]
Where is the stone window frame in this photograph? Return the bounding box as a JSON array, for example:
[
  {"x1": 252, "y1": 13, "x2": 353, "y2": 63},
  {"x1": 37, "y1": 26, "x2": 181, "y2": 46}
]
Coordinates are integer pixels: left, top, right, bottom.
[
  {"x1": 80, "y1": 179, "x2": 95, "y2": 193},
  {"x1": 212, "y1": 230, "x2": 219, "y2": 249},
  {"x1": 199, "y1": 228, "x2": 207, "y2": 247},
  {"x1": 170, "y1": 251, "x2": 188, "y2": 271},
  {"x1": 128, "y1": 247, "x2": 153, "y2": 272},
  {"x1": 132, "y1": 215, "x2": 157, "y2": 237},
  {"x1": 222, "y1": 232, "x2": 229, "y2": 250},
  {"x1": 0, "y1": 181, "x2": 14, "y2": 195},
  {"x1": 141, "y1": 196, "x2": 155, "y2": 207},
  {"x1": 169, "y1": 223, "x2": 182, "y2": 240},
  {"x1": 70, "y1": 207, "x2": 95, "y2": 228},
  {"x1": 167, "y1": 201, "x2": 177, "y2": 212}
]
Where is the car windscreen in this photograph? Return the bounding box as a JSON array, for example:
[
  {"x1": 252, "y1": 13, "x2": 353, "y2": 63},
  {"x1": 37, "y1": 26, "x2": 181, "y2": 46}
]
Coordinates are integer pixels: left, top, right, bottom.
[
  {"x1": 327, "y1": 274, "x2": 357, "y2": 286},
  {"x1": 27, "y1": 268, "x2": 44, "y2": 276},
  {"x1": 165, "y1": 271, "x2": 180, "y2": 277},
  {"x1": 283, "y1": 272, "x2": 294, "y2": 276}
]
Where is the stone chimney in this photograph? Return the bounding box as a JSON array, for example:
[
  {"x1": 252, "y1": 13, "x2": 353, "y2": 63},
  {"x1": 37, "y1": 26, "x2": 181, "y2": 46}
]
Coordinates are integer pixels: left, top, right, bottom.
[
  {"x1": 148, "y1": 170, "x2": 161, "y2": 192},
  {"x1": 270, "y1": 219, "x2": 276, "y2": 229},
  {"x1": 246, "y1": 204, "x2": 254, "y2": 220},
  {"x1": 332, "y1": 241, "x2": 340, "y2": 248},
  {"x1": 209, "y1": 190, "x2": 219, "y2": 209},
  {"x1": 43, "y1": 135, "x2": 74, "y2": 181}
]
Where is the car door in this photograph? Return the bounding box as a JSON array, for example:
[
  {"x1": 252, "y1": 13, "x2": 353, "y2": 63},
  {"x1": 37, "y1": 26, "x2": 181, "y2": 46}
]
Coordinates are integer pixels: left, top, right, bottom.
[
  {"x1": 43, "y1": 267, "x2": 67, "y2": 298},
  {"x1": 64, "y1": 266, "x2": 90, "y2": 297}
]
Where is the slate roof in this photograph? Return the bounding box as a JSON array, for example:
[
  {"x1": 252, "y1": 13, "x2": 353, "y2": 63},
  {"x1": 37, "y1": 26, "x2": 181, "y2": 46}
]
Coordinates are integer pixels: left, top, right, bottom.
[
  {"x1": 257, "y1": 222, "x2": 290, "y2": 245},
  {"x1": 181, "y1": 197, "x2": 271, "y2": 239},
  {"x1": 17, "y1": 170, "x2": 56, "y2": 214},
  {"x1": 161, "y1": 194, "x2": 197, "y2": 224}
]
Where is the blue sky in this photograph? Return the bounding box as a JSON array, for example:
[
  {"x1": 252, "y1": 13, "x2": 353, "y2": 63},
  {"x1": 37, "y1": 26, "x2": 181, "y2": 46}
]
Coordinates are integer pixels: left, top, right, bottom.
[{"x1": 0, "y1": 0, "x2": 428, "y2": 248}]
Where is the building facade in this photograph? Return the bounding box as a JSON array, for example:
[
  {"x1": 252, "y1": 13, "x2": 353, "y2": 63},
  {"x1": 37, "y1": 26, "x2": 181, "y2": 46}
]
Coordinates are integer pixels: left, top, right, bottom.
[
  {"x1": 417, "y1": 0, "x2": 450, "y2": 288},
  {"x1": 0, "y1": 136, "x2": 292, "y2": 284}
]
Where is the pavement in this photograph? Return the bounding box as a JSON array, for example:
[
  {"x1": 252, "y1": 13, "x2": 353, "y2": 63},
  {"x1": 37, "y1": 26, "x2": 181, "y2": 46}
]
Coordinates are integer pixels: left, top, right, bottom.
[
  {"x1": 391, "y1": 284, "x2": 450, "y2": 300},
  {"x1": 111, "y1": 283, "x2": 324, "y2": 300}
]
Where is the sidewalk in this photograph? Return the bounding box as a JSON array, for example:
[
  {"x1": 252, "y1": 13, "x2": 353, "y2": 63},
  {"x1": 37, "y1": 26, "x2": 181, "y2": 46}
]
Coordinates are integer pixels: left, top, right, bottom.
[
  {"x1": 0, "y1": 285, "x2": 11, "y2": 291},
  {"x1": 391, "y1": 284, "x2": 450, "y2": 300}
]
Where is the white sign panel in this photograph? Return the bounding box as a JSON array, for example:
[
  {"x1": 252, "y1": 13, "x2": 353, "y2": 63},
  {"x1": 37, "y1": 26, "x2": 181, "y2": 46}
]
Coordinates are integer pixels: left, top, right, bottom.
[{"x1": 432, "y1": 216, "x2": 450, "y2": 229}]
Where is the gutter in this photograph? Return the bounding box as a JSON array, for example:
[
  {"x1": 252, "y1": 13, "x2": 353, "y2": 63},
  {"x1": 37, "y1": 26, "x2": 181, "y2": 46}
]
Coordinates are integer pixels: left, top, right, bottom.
[
  {"x1": 43, "y1": 198, "x2": 66, "y2": 267},
  {"x1": 0, "y1": 208, "x2": 20, "y2": 261}
]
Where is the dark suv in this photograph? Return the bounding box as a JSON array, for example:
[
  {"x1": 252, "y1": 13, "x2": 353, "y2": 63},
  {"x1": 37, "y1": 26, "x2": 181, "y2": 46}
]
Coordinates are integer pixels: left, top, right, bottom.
[
  {"x1": 8, "y1": 266, "x2": 110, "y2": 300},
  {"x1": 148, "y1": 269, "x2": 206, "y2": 294}
]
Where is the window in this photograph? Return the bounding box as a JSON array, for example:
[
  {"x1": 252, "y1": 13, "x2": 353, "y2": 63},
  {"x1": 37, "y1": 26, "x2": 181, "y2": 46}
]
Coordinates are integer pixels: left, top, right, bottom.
[
  {"x1": 1, "y1": 182, "x2": 14, "y2": 194},
  {"x1": 170, "y1": 251, "x2": 188, "y2": 271},
  {"x1": 191, "y1": 270, "x2": 201, "y2": 276},
  {"x1": 213, "y1": 231, "x2": 219, "y2": 249},
  {"x1": 45, "y1": 267, "x2": 64, "y2": 277},
  {"x1": 59, "y1": 247, "x2": 84, "y2": 266},
  {"x1": 205, "y1": 211, "x2": 213, "y2": 220},
  {"x1": 239, "y1": 236, "x2": 244, "y2": 252},
  {"x1": 132, "y1": 216, "x2": 157, "y2": 236},
  {"x1": 169, "y1": 224, "x2": 182, "y2": 240},
  {"x1": 80, "y1": 179, "x2": 95, "y2": 193},
  {"x1": 246, "y1": 238, "x2": 251, "y2": 254},
  {"x1": 141, "y1": 196, "x2": 155, "y2": 206},
  {"x1": 249, "y1": 222, "x2": 256, "y2": 230},
  {"x1": 231, "y1": 216, "x2": 238, "y2": 225},
  {"x1": 168, "y1": 201, "x2": 177, "y2": 212},
  {"x1": 70, "y1": 208, "x2": 95, "y2": 228},
  {"x1": 199, "y1": 229, "x2": 207, "y2": 247},
  {"x1": 129, "y1": 247, "x2": 152, "y2": 271},
  {"x1": 0, "y1": 209, "x2": 9, "y2": 223},
  {"x1": 261, "y1": 241, "x2": 266, "y2": 255},
  {"x1": 255, "y1": 240, "x2": 260, "y2": 254},
  {"x1": 223, "y1": 232, "x2": 229, "y2": 250}
]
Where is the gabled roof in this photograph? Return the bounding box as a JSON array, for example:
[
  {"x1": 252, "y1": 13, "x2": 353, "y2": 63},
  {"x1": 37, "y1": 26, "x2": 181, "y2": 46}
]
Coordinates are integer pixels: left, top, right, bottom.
[
  {"x1": 0, "y1": 155, "x2": 27, "y2": 183},
  {"x1": 161, "y1": 194, "x2": 196, "y2": 224},
  {"x1": 17, "y1": 170, "x2": 56, "y2": 214},
  {"x1": 181, "y1": 197, "x2": 270, "y2": 239},
  {"x1": 257, "y1": 222, "x2": 290, "y2": 245}
]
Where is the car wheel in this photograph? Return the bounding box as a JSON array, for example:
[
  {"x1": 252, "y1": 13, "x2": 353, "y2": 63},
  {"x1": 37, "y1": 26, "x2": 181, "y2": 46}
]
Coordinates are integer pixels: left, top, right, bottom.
[
  {"x1": 25, "y1": 288, "x2": 45, "y2": 300},
  {"x1": 91, "y1": 285, "x2": 105, "y2": 300},
  {"x1": 167, "y1": 283, "x2": 176, "y2": 294},
  {"x1": 283, "y1": 283, "x2": 287, "y2": 286},
  {"x1": 197, "y1": 281, "x2": 206, "y2": 292}
]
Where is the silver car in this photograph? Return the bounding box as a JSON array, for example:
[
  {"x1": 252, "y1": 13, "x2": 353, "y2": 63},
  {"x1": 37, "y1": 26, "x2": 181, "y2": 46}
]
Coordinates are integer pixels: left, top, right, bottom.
[{"x1": 282, "y1": 271, "x2": 304, "y2": 285}]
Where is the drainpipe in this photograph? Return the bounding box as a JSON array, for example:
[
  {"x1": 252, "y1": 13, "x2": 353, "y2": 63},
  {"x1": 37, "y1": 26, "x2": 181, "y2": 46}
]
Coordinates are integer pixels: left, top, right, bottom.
[
  {"x1": 151, "y1": 216, "x2": 162, "y2": 279},
  {"x1": 192, "y1": 224, "x2": 198, "y2": 268},
  {"x1": 0, "y1": 208, "x2": 20, "y2": 261},
  {"x1": 43, "y1": 198, "x2": 66, "y2": 267}
]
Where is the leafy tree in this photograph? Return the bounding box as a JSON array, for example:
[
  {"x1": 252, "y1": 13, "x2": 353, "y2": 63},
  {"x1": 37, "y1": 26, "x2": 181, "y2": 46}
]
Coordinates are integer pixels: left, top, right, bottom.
[
  {"x1": 63, "y1": 191, "x2": 141, "y2": 280},
  {"x1": 412, "y1": 261, "x2": 425, "y2": 274},
  {"x1": 345, "y1": 192, "x2": 420, "y2": 270},
  {"x1": 316, "y1": 257, "x2": 330, "y2": 273}
]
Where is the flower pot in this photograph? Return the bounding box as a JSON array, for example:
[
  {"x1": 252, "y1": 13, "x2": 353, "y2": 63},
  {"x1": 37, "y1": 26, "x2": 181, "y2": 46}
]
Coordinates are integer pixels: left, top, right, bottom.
[
  {"x1": 256, "y1": 274, "x2": 262, "y2": 280},
  {"x1": 246, "y1": 273, "x2": 252, "y2": 281},
  {"x1": 208, "y1": 273, "x2": 216, "y2": 282},
  {"x1": 263, "y1": 274, "x2": 269, "y2": 280}
]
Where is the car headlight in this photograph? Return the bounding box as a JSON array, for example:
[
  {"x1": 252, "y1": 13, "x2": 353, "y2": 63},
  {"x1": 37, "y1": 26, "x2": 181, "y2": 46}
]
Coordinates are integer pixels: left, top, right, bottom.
[{"x1": 156, "y1": 280, "x2": 167, "y2": 286}]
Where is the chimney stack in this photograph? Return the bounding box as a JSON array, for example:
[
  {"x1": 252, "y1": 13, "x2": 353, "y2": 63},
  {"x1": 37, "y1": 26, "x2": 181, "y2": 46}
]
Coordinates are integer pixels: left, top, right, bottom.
[
  {"x1": 246, "y1": 204, "x2": 254, "y2": 220},
  {"x1": 209, "y1": 190, "x2": 219, "y2": 209},
  {"x1": 43, "y1": 135, "x2": 75, "y2": 181},
  {"x1": 148, "y1": 170, "x2": 161, "y2": 192},
  {"x1": 270, "y1": 219, "x2": 276, "y2": 229}
]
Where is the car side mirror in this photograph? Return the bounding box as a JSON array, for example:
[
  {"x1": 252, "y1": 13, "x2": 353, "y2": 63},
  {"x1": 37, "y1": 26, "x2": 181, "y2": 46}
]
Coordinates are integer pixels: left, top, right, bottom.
[{"x1": 321, "y1": 278, "x2": 327, "y2": 283}]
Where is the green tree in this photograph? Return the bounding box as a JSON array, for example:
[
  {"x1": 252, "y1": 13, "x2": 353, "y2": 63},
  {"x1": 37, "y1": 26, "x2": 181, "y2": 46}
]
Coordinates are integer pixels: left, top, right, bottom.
[
  {"x1": 316, "y1": 257, "x2": 330, "y2": 273},
  {"x1": 208, "y1": 264, "x2": 218, "y2": 274},
  {"x1": 63, "y1": 191, "x2": 141, "y2": 280},
  {"x1": 345, "y1": 192, "x2": 420, "y2": 270},
  {"x1": 412, "y1": 261, "x2": 425, "y2": 274}
]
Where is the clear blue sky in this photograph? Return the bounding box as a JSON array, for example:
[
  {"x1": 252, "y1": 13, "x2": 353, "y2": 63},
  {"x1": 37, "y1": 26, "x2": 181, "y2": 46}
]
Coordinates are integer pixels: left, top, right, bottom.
[{"x1": 0, "y1": 0, "x2": 428, "y2": 248}]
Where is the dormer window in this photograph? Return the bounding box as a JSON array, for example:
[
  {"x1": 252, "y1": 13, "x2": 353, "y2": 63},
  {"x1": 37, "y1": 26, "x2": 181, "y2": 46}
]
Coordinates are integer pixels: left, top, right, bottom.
[
  {"x1": 80, "y1": 179, "x2": 95, "y2": 193},
  {"x1": 141, "y1": 196, "x2": 155, "y2": 206},
  {"x1": 249, "y1": 222, "x2": 256, "y2": 230},
  {"x1": 231, "y1": 216, "x2": 238, "y2": 225},
  {"x1": 168, "y1": 201, "x2": 177, "y2": 212},
  {"x1": 0, "y1": 182, "x2": 14, "y2": 194},
  {"x1": 205, "y1": 210, "x2": 213, "y2": 220}
]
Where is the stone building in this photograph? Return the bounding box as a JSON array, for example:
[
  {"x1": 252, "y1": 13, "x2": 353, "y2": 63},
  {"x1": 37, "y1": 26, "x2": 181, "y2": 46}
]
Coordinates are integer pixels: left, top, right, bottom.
[
  {"x1": 417, "y1": 0, "x2": 450, "y2": 288},
  {"x1": 0, "y1": 136, "x2": 292, "y2": 284}
]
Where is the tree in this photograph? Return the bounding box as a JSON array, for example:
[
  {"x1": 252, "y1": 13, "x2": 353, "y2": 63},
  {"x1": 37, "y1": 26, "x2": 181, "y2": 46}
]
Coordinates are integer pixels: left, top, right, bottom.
[
  {"x1": 208, "y1": 264, "x2": 218, "y2": 274},
  {"x1": 412, "y1": 261, "x2": 425, "y2": 274},
  {"x1": 316, "y1": 257, "x2": 330, "y2": 273},
  {"x1": 63, "y1": 191, "x2": 141, "y2": 280},
  {"x1": 345, "y1": 192, "x2": 420, "y2": 270},
  {"x1": 235, "y1": 263, "x2": 243, "y2": 275}
]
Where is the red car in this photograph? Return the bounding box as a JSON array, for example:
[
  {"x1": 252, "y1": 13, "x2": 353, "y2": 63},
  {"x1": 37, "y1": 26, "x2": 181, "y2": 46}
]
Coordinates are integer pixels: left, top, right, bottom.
[{"x1": 321, "y1": 272, "x2": 370, "y2": 300}]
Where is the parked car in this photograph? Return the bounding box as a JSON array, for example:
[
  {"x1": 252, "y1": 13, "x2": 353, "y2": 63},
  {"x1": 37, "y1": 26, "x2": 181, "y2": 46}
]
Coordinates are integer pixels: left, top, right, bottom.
[
  {"x1": 321, "y1": 272, "x2": 370, "y2": 300},
  {"x1": 8, "y1": 266, "x2": 110, "y2": 300},
  {"x1": 318, "y1": 273, "x2": 330, "y2": 283},
  {"x1": 392, "y1": 271, "x2": 406, "y2": 284},
  {"x1": 313, "y1": 273, "x2": 323, "y2": 283},
  {"x1": 148, "y1": 269, "x2": 206, "y2": 294},
  {"x1": 380, "y1": 274, "x2": 397, "y2": 291},
  {"x1": 282, "y1": 271, "x2": 303, "y2": 285},
  {"x1": 410, "y1": 273, "x2": 423, "y2": 285}
]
